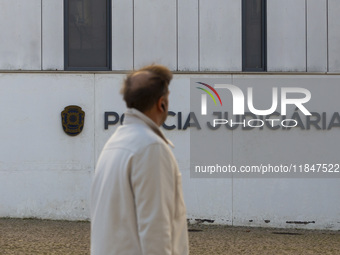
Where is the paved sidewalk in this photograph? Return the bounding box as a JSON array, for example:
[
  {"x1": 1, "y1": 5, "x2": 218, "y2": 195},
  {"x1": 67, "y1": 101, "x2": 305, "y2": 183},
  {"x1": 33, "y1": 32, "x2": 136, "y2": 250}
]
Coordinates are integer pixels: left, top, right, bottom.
[{"x1": 0, "y1": 218, "x2": 339, "y2": 254}]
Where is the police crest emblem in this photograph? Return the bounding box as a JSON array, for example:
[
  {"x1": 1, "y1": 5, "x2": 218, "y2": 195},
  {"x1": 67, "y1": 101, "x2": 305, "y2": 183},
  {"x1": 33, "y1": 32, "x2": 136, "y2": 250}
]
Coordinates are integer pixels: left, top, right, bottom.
[{"x1": 61, "y1": 105, "x2": 85, "y2": 136}]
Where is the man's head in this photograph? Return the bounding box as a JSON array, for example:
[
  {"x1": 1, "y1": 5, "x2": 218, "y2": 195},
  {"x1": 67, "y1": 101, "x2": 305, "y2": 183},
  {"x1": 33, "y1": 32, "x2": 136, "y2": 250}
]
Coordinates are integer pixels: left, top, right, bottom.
[{"x1": 121, "y1": 65, "x2": 173, "y2": 126}]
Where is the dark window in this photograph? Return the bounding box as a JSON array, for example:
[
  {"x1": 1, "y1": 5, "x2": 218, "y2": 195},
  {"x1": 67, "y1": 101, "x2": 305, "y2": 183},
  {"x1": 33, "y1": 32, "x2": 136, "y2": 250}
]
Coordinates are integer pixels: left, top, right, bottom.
[
  {"x1": 64, "y1": 0, "x2": 111, "y2": 70},
  {"x1": 242, "y1": 0, "x2": 266, "y2": 71}
]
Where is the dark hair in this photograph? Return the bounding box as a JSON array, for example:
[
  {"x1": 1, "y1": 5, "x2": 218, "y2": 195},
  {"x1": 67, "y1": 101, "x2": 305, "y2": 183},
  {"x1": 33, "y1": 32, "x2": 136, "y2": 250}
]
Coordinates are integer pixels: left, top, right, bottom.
[{"x1": 121, "y1": 65, "x2": 173, "y2": 112}]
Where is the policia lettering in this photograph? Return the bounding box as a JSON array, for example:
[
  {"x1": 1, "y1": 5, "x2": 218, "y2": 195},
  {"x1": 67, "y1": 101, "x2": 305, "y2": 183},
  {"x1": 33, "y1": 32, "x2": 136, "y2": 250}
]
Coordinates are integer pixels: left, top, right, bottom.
[
  {"x1": 104, "y1": 111, "x2": 200, "y2": 130},
  {"x1": 104, "y1": 110, "x2": 340, "y2": 131}
]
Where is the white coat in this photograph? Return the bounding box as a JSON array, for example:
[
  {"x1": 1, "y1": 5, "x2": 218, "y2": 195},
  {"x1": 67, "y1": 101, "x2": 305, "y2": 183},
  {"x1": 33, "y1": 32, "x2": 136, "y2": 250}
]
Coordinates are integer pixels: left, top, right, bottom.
[{"x1": 91, "y1": 108, "x2": 189, "y2": 255}]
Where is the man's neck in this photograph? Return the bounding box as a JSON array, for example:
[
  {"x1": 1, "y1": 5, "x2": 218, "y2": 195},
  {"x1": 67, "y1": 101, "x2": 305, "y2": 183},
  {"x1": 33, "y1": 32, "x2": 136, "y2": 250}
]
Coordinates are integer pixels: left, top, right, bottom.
[{"x1": 142, "y1": 108, "x2": 162, "y2": 127}]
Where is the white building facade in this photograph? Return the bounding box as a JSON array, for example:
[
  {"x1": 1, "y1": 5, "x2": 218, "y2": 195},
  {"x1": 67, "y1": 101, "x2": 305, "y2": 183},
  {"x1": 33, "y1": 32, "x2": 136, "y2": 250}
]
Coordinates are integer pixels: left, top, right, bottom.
[{"x1": 0, "y1": 0, "x2": 340, "y2": 230}]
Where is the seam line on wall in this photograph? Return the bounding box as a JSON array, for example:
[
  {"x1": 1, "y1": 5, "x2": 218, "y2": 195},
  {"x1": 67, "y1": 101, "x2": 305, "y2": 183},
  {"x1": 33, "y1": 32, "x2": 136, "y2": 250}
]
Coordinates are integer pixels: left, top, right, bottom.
[
  {"x1": 93, "y1": 73, "x2": 96, "y2": 171},
  {"x1": 176, "y1": 0, "x2": 178, "y2": 71},
  {"x1": 231, "y1": 74, "x2": 234, "y2": 226},
  {"x1": 198, "y1": 0, "x2": 200, "y2": 71},
  {"x1": 305, "y1": 0, "x2": 308, "y2": 72},
  {"x1": 327, "y1": 0, "x2": 329, "y2": 72},
  {"x1": 41, "y1": 0, "x2": 43, "y2": 70},
  {"x1": 132, "y1": 0, "x2": 135, "y2": 69}
]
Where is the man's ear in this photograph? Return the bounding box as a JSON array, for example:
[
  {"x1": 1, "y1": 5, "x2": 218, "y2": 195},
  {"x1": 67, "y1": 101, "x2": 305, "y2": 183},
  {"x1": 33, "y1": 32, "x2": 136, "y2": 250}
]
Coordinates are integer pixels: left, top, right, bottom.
[{"x1": 157, "y1": 96, "x2": 166, "y2": 112}]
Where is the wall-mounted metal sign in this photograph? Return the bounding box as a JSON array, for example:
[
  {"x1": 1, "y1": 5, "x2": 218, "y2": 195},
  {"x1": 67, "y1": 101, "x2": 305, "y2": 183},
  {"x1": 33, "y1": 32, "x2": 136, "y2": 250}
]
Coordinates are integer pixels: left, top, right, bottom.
[{"x1": 61, "y1": 105, "x2": 85, "y2": 136}]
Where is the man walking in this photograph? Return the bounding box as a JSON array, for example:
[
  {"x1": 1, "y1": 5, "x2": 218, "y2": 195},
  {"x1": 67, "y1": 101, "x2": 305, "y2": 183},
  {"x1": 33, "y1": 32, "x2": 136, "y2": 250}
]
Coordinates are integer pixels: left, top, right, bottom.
[{"x1": 91, "y1": 65, "x2": 189, "y2": 255}]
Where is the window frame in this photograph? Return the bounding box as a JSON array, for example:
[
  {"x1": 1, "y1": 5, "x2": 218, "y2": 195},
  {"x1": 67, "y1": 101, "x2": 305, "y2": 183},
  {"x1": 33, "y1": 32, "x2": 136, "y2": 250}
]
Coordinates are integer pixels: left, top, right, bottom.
[
  {"x1": 242, "y1": 0, "x2": 267, "y2": 72},
  {"x1": 64, "y1": 0, "x2": 112, "y2": 71}
]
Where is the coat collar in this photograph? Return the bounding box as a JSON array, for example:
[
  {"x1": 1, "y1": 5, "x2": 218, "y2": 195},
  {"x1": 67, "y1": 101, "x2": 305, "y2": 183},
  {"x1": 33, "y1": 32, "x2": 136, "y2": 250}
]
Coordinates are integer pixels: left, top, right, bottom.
[{"x1": 123, "y1": 108, "x2": 174, "y2": 148}]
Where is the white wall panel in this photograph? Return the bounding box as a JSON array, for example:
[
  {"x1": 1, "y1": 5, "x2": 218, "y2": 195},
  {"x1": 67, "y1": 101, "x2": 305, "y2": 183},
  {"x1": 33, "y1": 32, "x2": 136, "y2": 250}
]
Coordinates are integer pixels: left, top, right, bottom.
[
  {"x1": 0, "y1": 0, "x2": 41, "y2": 70},
  {"x1": 233, "y1": 178, "x2": 340, "y2": 229},
  {"x1": 0, "y1": 73, "x2": 95, "y2": 219},
  {"x1": 94, "y1": 74, "x2": 126, "y2": 160},
  {"x1": 307, "y1": 0, "x2": 327, "y2": 72},
  {"x1": 267, "y1": 0, "x2": 306, "y2": 72},
  {"x1": 0, "y1": 171, "x2": 91, "y2": 219},
  {"x1": 199, "y1": 0, "x2": 241, "y2": 71},
  {"x1": 328, "y1": 0, "x2": 340, "y2": 72},
  {"x1": 178, "y1": 0, "x2": 199, "y2": 71},
  {"x1": 0, "y1": 74, "x2": 95, "y2": 163},
  {"x1": 231, "y1": 75, "x2": 340, "y2": 229},
  {"x1": 134, "y1": 0, "x2": 177, "y2": 70},
  {"x1": 94, "y1": 74, "x2": 233, "y2": 222},
  {"x1": 112, "y1": 0, "x2": 134, "y2": 70},
  {"x1": 42, "y1": 0, "x2": 64, "y2": 70},
  {"x1": 186, "y1": 74, "x2": 233, "y2": 222}
]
